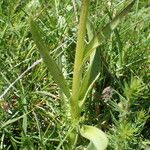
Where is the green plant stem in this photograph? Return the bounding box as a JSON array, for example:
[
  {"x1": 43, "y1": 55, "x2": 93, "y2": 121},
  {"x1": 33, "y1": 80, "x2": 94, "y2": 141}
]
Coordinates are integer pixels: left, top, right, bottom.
[{"x1": 71, "y1": 0, "x2": 90, "y2": 124}]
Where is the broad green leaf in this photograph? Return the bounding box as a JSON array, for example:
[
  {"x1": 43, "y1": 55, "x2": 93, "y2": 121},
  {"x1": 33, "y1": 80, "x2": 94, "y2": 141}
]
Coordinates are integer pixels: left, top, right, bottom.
[
  {"x1": 30, "y1": 18, "x2": 70, "y2": 99},
  {"x1": 80, "y1": 125, "x2": 108, "y2": 150},
  {"x1": 83, "y1": 0, "x2": 136, "y2": 63},
  {"x1": 78, "y1": 21, "x2": 101, "y2": 106},
  {"x1": 79, "y1": 49, "x2": 101, "y2": 106}
]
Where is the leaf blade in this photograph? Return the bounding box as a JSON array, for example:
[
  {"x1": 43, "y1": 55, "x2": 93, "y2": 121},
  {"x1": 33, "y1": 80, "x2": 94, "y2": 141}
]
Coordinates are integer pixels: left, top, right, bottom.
[
  {"x1": 78, "y1": 21, "x2": 101, "y2": 106},
  {"x1": 30, "y1": 18, "x2": 70, "y2": 99},
  {"x1": 80, "y1": 125, "x2": 108, "y2": 150},
  {"x1": 83, "y1": 0, "x2": 136, "y2": 63},
  {"x1": 79, "y1": 49, "x2": 101, "y2": 105}
]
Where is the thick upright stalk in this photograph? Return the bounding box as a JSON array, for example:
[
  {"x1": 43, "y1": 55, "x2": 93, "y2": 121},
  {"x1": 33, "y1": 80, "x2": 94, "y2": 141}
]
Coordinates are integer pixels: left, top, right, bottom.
[{"x1": 71, "y1": 0, "x2": 90, "y2": 124}]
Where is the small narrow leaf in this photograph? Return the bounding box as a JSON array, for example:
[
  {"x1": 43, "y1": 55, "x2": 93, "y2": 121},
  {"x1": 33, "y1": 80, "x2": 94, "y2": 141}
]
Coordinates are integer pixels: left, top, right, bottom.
[
  {"x1": 30, "y1": 18, "x2": 70, "y2": 99},
  {"x1": 1, "y1": 111, "x2": 31, "y2": 129},
  {"x1": 80, "y1": 125, "x2": 108, "y2": 150},
  {"x1": 83, "y1": 0, "x2": 136, "y2": 63}
]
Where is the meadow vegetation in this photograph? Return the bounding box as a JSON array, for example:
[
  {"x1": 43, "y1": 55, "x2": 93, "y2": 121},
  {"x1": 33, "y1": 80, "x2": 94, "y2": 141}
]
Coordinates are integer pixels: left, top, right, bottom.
[{"x1": 0, "y1": 0, "x2": 150, "y2": 149}]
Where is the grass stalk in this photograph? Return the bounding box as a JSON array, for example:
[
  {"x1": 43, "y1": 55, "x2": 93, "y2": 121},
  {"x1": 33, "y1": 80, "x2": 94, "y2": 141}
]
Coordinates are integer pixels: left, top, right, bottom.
[
  {"x1": 71, "y1": 0, "x2": 90, "y2": 124},
  {"x1": 68, "y1": 0, "x2": 90, "y2": 147}
]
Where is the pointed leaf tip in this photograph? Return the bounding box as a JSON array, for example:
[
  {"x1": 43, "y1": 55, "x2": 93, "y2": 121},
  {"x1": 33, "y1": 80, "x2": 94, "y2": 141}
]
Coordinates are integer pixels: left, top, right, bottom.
[{"x1": 30, "y1": 18, "x2": 70, "y2": 99}]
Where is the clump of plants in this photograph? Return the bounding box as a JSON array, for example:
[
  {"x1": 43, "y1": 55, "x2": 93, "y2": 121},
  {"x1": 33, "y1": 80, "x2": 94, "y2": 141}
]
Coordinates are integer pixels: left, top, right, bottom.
[
  {"x1": 0, "y1": 0, "x2": 149, "y2": 149},
  {"x1": 29, "y1": 0, "x2": 139, "y2": 149}
]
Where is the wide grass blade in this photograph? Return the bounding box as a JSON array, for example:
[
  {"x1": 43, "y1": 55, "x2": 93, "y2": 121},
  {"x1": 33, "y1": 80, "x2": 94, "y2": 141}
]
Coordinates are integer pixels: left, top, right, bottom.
[
  {"x1": 83, "y1": 0, "x2": 136, "y2": 63},
  {"x1": 30, "y1": 18, "x2": 70, "y2": 99},
  {"x1": 80, "y1": 125, "x2": 108, "y2": 150}
]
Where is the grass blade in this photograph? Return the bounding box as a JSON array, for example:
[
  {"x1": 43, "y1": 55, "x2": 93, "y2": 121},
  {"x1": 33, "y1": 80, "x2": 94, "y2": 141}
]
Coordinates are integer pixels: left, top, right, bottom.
[
  {"x1": 1, "y1": 111, "x2": 31, "y2": 129},
  {"x1": 30, "y1": 18, "x2": 70, "y2": 99},
  {"x1": 105, "y1": 6, "x2": 123, "y2": 67}
]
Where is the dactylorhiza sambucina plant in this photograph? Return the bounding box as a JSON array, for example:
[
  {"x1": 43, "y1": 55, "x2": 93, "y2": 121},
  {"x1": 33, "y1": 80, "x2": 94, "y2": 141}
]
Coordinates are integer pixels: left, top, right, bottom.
[{"x1": 30, "y1": 0, "x2": 136, "y2": 149}]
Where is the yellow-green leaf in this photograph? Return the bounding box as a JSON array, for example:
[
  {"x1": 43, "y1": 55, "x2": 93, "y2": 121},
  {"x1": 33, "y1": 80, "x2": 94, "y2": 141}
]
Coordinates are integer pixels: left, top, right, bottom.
[{"x1": 80, "y1": 125, "x2": 108, "y2": 150}]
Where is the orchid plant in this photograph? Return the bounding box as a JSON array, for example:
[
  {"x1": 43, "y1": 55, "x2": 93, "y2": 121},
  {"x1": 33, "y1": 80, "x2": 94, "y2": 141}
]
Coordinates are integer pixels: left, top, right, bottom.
[{"x1": 30, "y1": 0, "x2": 136, "y2": 149}]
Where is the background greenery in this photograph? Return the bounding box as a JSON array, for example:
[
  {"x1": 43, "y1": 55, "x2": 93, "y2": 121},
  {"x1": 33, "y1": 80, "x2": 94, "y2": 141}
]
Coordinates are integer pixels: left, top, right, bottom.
[{"x1": 0, "y1": 0, "x2": 149, "y2": 149}]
